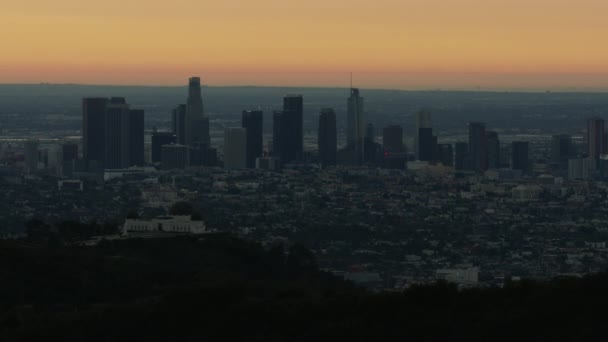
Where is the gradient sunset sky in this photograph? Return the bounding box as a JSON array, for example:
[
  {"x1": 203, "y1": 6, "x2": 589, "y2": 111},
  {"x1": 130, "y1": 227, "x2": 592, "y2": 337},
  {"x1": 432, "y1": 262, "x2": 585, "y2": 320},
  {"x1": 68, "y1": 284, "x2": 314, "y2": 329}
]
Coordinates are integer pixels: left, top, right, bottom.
[{"x1": 2, "y1": 0, "x2": 608, "y2": 89}]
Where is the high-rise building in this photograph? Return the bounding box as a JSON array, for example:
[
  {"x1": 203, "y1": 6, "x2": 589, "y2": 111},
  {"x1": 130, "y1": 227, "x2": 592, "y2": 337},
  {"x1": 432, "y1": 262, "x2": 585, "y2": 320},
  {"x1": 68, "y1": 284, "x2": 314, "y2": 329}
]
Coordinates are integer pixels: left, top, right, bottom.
[
  {"x1": 568, "y1": 158, "x2": 591, "y2": 180},
  {"x1": 151, "y1": 132, "x2": 176, "y2": 163},
  {"x1": 318, "y1": 108, "x2": 337, "y2": 166},
  {"x1": 105, "y1": 101, "x2": 131, "y2": 169},
  {"x1": 418, "y1": 127, "x2": 435, "y2": 162},
  {"x1": 172, "y1": 104, "x2": 187, "y2": 145},
  {"x1": 24, "y1": 139, "x2": 39, "y2": 173},
  {"x1": 415, "y1": 110, "x2": 432, "y2": 159},
  {"x1": 587, "y1": 117, "x2": 604, "y2": 160},
  {"x1": 454, "y1": 142, "x2": 469, "y2": 171},
  {"x1": 283, "y1": 95, "x2": 304, "y2": 161},
  {"x1": 468, "y1": 122, "x2": 487, "y2": 173},
  {"x1": 129, "y1": 109, "x2": 145, "y2": 166},
  {"x1": 82, "y1": 97, "x2": 108, "y2": 170},
  {"x1": 383, "y1": 125, "x2": 403, "y2": 153},
  {"x1": 486, "y1": 131, "x2": 500, "y2": 169},
  {"x1": 437, "y1": 144, "x2": 454, "y2": 167},
  {"x1": 242, "y1": 110, "x2": 263, "y2": 168},
  {"x1": 273, "y1": 110, "x2": 287, "y2": 162},
  {"x1": 185, "y1": 77, "x2": 210, "y2": 147},
  {"x1": 511, "y1": 141, "x2": 530, "y2": 173},
  {"x1": 224, "y1": 127, "x2": 247, "y2": 169},
  {"x1": 551, "y1": 134, "x2": 573, "y2": 168},
  {"x1": 365, "y1": 123, "x2": 375, "y2": 142},
  {"x1": 161, "y1": 144, "x2": 189, "y2": 170},
  {"x1": 61, "y1": 143, "x2": 79, "y2": 177},
  {"x1": 347, "y1": 88, "x2": 365, "y2": 146}
]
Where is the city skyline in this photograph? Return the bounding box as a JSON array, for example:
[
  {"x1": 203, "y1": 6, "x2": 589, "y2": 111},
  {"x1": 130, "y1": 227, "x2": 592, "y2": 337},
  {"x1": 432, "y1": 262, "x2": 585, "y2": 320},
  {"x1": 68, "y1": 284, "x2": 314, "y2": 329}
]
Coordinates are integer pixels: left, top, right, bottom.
[{"x1": 2, "y1": 0, "x2": 608, "y2": 90}]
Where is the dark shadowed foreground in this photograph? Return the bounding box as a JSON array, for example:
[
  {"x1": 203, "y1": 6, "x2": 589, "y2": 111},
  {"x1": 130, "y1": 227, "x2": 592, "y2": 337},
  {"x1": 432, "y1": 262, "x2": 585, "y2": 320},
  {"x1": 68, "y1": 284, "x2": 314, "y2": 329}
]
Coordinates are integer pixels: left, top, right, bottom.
[{"x1": 0, "y1": 235, "x2": 605, "y2": 341}]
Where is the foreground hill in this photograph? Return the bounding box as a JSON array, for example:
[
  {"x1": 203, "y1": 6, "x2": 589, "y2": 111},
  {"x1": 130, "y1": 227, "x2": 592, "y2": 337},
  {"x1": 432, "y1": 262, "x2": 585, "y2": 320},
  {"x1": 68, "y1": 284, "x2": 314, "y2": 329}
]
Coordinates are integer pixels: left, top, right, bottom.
[{"x1": 0, "y1": 235, "x2": 606, "y2": 341}]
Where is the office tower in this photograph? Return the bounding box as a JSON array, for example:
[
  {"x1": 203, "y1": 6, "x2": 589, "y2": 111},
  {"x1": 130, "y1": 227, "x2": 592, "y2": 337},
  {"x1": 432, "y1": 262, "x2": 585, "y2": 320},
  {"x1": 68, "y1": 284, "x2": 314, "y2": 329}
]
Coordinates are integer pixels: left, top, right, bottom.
[
  {"x1": 437, "y1": 144, "x2": 454, "y2": 167},
  {"x1": 418, "y1": 127, "x2": 434, "y2": 161},
  {"x1": 318, "y1": 108, "x2": 337, "y2": 166},
  {"x1": 568, "y1": 158, "x2": 591, "y2": 180},
  {"x1": 415, "y1": 110, "x2": 432, "y2": 159},
  {"x1": 366, "y1": 123, "x2": 375, "y2": 142},
  {"x1": 172, "y1": 104, "x2": 187, "y2": 145},
  {"x1": 454, "y1": 142, "x2": 469, "y2": 171},
  {"x1": 587, "y1": 117, "x2": 605, "y2": 160},
  {"x1": 151, "y1": 132, "x2": 176, "y2": 163},
  {"x1": 242, "y1": 110, "x2": 263, "y2": 168},
  {"x1": 129, "y1": 109, "x2": 145, "y2": 166},
  {"x1": 383, "y1": 125, "x2": 403, "y2": 153},
  {"x1": 105, "y1": 101, "x2": 131, "y2": 169},
  {"x1": 347, "y1": 88, "x2": 365, "y2": 146},
  {"x1": 468, "y1": 122, "x2": 487, "y2": 173},
  {"x1": 273, "y1": 111, "x2": 286, "y2": 162},
  {"x1": 24, "y1": 139, "x2": 39, "y2": 173},
  {"x1": 223, "y1": 127, "x2": 247, "y2": 169},
  {"x1": 185, "y1": 77, "x2": 210, "y2": 147},
  {"x1": 161, "y1": 144, "x2": 189, "y2": 170},
  {"x1": 486, "y1": 131, "x2": 500, "y2": 169},
  {"x1": 82, "y1": 97, "x2": 108, "y2": 170},
  {"x1": 61, "y1": 143, "x2": 78, "y2": 176},
  {"x1": 511, "y1": 141, "x2": 530, "y2": 173},
  {"x1": 551, "y1": 134, "x2": 573, "y2": 168},
  {"x1": 283, "y1": 94, "x2": 304, "y2": 161}
]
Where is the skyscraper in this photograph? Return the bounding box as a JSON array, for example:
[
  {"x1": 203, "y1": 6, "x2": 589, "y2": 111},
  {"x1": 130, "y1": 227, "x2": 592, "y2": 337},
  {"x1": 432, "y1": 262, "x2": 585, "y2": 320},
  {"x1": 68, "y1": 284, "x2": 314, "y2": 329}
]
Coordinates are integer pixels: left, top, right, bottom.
[
  {"x1": 383, "y1": 125, "x2": 403, "y2": 153},
  {"x1": 486, "y1": 131, "x2": 500, "y2": 169},
  {"x1": 173, "y1": 104, "x2": 187, "y2": 145},
  {"x1": 587, "y1": 117, "x2": 604, "y2": 160},
  {"x1": 242, "y1": 110, "x2": 263, "y2": 168},
  {"x1": 105, "y1": 101, "x2": 131, "y2": 169},
  {"x1": 283, "y1": 95, "x2": 304, "y2": 161},
  {"x1": 511, "y1": 141, "x2": 530, "y2": 173},
  {"x1": 185, "y1": 77, "x2": 210, "y2": 147},
  {"x1": 468, "y1": 122, "x2": 487, "y2": 173},
  {"x1": 347, "y1": 88, "x2": 365, "y2": 146},
  {"x1": 418, "y1": 127, "x2": 435, "y2": 162},
  {"x1": 224, "y1": 127, "x2": 247, "y2": 169},
  {"x1": 365, "y1": 123, "x2": 375, "y2": 142},
  {"x1": 82, "y1": 97, "x2": 108, "y2": 170},
  {"x1": 318, "y1": 108, "x2": 337, "y2": 166},
  {"x1": 454, "y1": 142, "x2": 469, "y2": 171},
  {"x1": 161, "y1": 144, "x2": 189, "y2": 170},
  {"x1": 151, "y1": 132, "x2": 176, "y2": 163},
  {"x1": 272, "y1": 110, "x2": 286, "y2": 162},
  {"x1": 415, "y1": 110, "x2": 432, "y2": 159},
  {"x1": 551, "y1": 134, "x2": 573, "y2": 168},
  {"x1": 129, "y1": 109, "x2": 145, "y2": 166}
]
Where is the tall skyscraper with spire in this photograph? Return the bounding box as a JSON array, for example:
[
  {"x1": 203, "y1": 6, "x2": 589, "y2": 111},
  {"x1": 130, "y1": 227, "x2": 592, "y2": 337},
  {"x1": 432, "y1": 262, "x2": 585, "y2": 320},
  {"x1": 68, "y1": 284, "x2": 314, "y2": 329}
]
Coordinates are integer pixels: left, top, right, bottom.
[
  {"x1": 185, "y1": 77, "x2": 210, "y2": 147},
  {"x1": 347, "y1": 88, "x2": 365, "y2": 146}
]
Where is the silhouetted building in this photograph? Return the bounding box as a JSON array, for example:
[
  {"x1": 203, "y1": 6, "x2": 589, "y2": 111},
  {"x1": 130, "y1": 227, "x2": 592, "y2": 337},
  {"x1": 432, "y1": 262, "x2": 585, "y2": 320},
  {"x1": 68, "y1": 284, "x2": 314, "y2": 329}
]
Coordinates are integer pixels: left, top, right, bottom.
[
  {"x1": 468, "y1": 122, "x2": 487, "y2": 173},
  {"x1": 587, "y1": 117, "x2": 604, "y2": 162},
  {"x1": 172, "y1": 104, "x2": 187, "y2": 145},
  {"x1": 161, "y1": 144, "x2": 189, "y2": 170},
  {"x1": 283, "y1": 94, "x2": 304, "y2": 162},
  {"x1": 185, "y1": 77, "x2": 209, "y2": 147},
  {"x1": 486, "y1": 131, "x2": 500, "y2": 169},
  {"x1": 454, "y1": 142, "x2": 469, "y2": 171},
  {"x1": 418, "y1": 127, "x2": 434, "y2": 162},
  {"x1": 511, "y1": 141, "x2": 530, "y2": 174},
  {"x1": 82, "y1": 97, "x2": 108, "y2": 170},
  {"x1": 129, "y1": 109, "x2": 145, "y2": 166},
  {"x1": 347, "y1": 88, "x2": 365, "y2": 146},
  {"x1": 551, "y1": 134, "x2": 573, "y2": 169},
  {"x1": 151, "y1": 132, "x2": 176, "y2": 163},
  {"x1": 437, "y1": 144, "x2": 454, "y2": 167},
  {"x1": 365, "y1": 123, "x2": 375, "y2": 142},
  {"x1": 105, "y1": 101, "x2": 131, "y2": 169},
  {"x1": 383, "y1": 125, "x2": 403, "y2": 153},
  {"x1": 224, "y1": 128, "x2": 247, "y2": 169},
  {"x1": 189, "y1": 144, "x2": 217, "y2": 167},
  {"x1": 318, "y1": 108, "x2": 337, "y2": 166},
  {"x1": 415, "y1": 110, "x2": 432, "y2": 159},
  {"x1": 242, "y1": 110, "x2": 263, "y2": 168}
]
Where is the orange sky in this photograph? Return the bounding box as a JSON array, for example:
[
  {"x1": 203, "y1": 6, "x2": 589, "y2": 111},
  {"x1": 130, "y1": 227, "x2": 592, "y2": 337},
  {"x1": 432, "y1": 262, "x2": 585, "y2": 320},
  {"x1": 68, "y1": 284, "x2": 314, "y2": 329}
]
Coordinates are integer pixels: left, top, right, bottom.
[{"x1": 2, "y1": 0, "x2": 608, "y2": 89}]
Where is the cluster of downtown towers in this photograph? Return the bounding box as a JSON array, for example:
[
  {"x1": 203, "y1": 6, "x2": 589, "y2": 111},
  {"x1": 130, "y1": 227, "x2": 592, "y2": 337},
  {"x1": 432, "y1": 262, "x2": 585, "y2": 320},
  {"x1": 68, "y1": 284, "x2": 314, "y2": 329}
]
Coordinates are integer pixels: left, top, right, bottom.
[{"x1": 81, "y1": 76, "x2": 596, "y2": 173}]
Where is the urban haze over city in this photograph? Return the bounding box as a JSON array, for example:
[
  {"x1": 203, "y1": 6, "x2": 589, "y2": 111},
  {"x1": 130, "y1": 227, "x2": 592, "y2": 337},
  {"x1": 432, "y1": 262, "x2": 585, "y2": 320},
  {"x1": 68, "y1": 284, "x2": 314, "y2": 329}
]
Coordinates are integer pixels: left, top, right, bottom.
[{"x1": 3, "y1": 0, "x2": 608, "y2": 341}]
